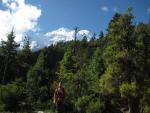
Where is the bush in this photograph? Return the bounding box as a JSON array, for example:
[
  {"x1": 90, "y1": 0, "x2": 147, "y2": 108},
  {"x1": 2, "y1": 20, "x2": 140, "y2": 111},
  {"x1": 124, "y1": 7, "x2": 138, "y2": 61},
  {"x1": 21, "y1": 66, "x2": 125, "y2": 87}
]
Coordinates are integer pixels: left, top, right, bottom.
[
  {"x1": 140, "y1": 88, "x2": 150, "y2": 113},
  {"x1": 86, "y1": 98, "x2": 105, "y2": 113},
  {"x1": 0, "y1": 82, "x2": 26, "y2": 112},
  {"x1": 119, "y1": 82, "x2": 138, "y2": 98},
  {"x1": 75, "y1": 96, "x2": 91, "y2": 113}
]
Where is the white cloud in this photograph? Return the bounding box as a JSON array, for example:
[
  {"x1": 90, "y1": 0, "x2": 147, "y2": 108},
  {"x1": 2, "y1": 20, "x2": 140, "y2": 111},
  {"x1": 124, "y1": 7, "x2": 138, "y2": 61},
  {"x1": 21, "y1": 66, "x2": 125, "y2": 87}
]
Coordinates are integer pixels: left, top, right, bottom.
[
  {"x1": 28, "y1": 27, "x2": 92, "y2": 50},
  {"x1": 147, "y1": 7, "x2": 150, "y2": 14},
  {"x1": 45, "y1": 27, "x2": 75, "y2": 42},
  {"x1": 45, "y1": 27, "x2": 92, "y2": 43},
  {"x1": 101, "y1": 6, "x2": 109, "y2": 12},
  {"x1": 113, "y1": 7, "x2": 118, "y2": 12},
  {"x1": 0, "y1": 1, "x2": 93, "y2": 51},
  {"x1": 0, "y1": 0, "x2": 41, "y2": 42},
  {"x1": 30, "y1": 41, "x2": 38, "y2": 50}
]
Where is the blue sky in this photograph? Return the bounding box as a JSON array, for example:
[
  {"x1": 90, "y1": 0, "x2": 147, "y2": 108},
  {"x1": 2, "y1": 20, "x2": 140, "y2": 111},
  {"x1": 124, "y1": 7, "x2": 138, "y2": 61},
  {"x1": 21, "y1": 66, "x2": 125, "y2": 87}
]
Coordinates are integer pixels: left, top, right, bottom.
[
  {"x1": 26, "y1": 0, "x2": 150, "y2": 34},
  {"x1": 0, "y1": 0, "x2": 150, "y2": 49}
]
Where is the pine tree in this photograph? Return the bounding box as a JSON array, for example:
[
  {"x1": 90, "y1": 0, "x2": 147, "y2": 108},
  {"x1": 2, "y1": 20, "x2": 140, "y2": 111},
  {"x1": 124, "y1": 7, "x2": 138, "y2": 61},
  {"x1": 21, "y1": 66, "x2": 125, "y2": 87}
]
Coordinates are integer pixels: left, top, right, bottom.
[
  {"x1": 99, "y1": 10, "x2": 140, "y2": 113},
  {"x1": 99, "y1": 31, "x2": 104, "y2": 39},
  {"x1": 0, "y1": 29, "x2": 19, "y2": 84},
  {"x1": 73, "y1": 27, "x2": 79, "y2": 54},
  {"x1": 26, "y1": 49, "x2": 50, "y2": 109},
  {"x1": 135, "y1": 23, "x2": 150, "y2": 113},
  {"x1": 21, "y1": 36, "x2": 31, "y2": 62},
  {"x1": 18, "y1": 36, "x2": 32, "y2": 81}
]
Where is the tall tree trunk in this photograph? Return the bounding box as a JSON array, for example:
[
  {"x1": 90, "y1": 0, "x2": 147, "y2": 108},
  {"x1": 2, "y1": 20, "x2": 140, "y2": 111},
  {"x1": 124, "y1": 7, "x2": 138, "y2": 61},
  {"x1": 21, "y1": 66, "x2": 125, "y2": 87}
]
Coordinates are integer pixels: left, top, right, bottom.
[
  {"x1": 2, "y1": 57, "x2": 8, "y2": 84},
  {"x1": 128, "y1": 97, "x2": 140, "y2": 113}
]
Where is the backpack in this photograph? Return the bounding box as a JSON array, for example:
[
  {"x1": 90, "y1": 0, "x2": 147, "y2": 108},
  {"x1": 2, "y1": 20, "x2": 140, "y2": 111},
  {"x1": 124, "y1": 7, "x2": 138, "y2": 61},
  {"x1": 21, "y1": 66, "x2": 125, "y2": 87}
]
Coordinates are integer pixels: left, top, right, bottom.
[{"x1": 55, "y1": 87, "x2": 65, "y2": 104}]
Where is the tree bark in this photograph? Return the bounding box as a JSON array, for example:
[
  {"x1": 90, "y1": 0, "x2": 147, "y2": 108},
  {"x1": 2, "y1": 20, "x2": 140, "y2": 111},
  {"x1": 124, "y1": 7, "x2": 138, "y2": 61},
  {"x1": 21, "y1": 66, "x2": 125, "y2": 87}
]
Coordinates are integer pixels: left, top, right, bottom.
[{"x1": 128, "y1": 97, "x2": 140, "y2": 113}]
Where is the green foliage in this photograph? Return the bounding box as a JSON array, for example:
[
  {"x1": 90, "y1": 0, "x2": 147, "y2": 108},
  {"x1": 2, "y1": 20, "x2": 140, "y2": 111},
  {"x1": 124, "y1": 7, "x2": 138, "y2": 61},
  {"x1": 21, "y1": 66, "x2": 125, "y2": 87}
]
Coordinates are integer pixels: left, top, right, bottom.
[
  {"x1": 140, "y1": 88, "x2": 150, "y2": 113},
  {"x1": 119, "y1": 82, "x2": 138, "y2": 98},
  {"x1": 75, "y1": 96, "x2": 105, "y2": 113},
  {"x1": 0, "y1": 29, "x2": 19, "y2": 84},
  {"x1": 75, "y1": 96, "x2": 91, "y2": 113},
  {"x1": 0, "y1": 9, "x2": 149, "y2": 113},
  {"x1": 0, "y1": 29, "x2": 19, "y2": 58},
  {"x1": 86, "y1": 98, "x2": 105, "y2": 113},
  {"x1": 26, "y1": 49, "x2": 50, "y2": 109},
  {"x1": 0, "y1": 81, "x2": 26, "y2": 112},
  {"x1": 99, "y1": 9, "x2": 147, "y2": 113},
  {"x1": 21, "y1": 36, "x2": 31, "y2": 55},
  {"x1": 59, "y1": 49, "x2": 76, "y2": 77},
  {"x1": 99, "y1": 63, "x2": 122, "y2": 94}
]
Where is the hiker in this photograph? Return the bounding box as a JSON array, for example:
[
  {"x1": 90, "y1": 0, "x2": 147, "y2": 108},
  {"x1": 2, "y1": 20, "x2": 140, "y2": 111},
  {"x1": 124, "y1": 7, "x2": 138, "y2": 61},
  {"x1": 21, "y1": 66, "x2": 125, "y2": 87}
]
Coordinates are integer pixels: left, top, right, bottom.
[{"x1": 53, "y1": 82, "x2": 65, "y2": 113}]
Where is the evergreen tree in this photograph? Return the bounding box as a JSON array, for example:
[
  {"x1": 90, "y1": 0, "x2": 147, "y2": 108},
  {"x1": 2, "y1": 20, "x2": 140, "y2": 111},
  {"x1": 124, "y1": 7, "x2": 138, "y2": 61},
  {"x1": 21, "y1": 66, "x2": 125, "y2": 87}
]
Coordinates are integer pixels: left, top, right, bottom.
[
  {"x1": 0, "y1": 29, "x2": 19, "y2": 84},
  {"x1": 0, "y1": 8, "x2": 149, "y2": 113},
  {"x1": 21, "y1": 36, "x2": 31, "y2": 63},
  {"x1": 99, "y1": 10, "x2": 139, "y2": 113},
  {"x1": 135, "y1": 23, "x2": 150, "y2": 113},
  {"x1": 99, "y1": 31, "x2": 104, "y2": 39},
  {"x1": 26, "y1": 48, "x2": 50, "y2": 109},
  {"x1": 18, "y1": 36, "x2": 32, "y2": 81}
]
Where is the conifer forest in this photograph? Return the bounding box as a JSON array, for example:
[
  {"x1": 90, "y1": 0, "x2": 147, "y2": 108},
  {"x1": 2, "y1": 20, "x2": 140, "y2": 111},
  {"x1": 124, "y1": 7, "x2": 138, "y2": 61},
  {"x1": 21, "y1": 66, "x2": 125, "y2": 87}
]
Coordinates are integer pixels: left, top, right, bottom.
[{"x1": 0, "y1": 9, "x2": 150, "y2": 113}]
